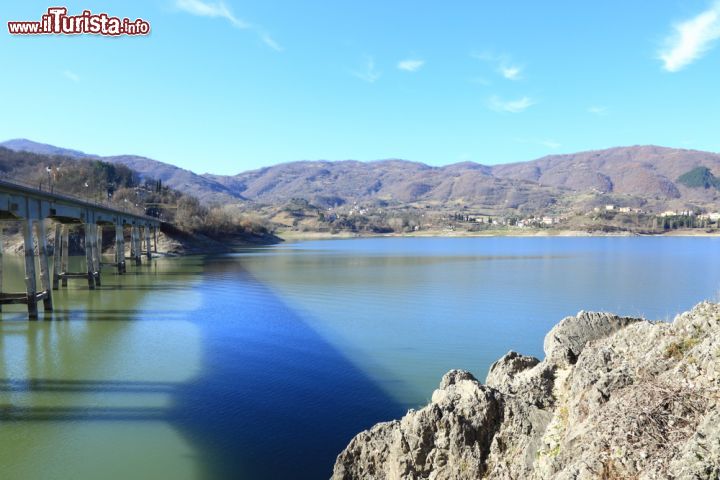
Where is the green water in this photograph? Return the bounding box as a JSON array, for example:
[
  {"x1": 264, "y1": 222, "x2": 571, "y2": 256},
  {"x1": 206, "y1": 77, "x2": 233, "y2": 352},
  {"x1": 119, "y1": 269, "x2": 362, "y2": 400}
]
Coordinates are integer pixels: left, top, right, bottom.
[
  {"x1": 0, "y1": 257, "x2": 205, "y2": 479},
  {"x1": 2, "y1": 236, "x2": 720, "y2": 479}
]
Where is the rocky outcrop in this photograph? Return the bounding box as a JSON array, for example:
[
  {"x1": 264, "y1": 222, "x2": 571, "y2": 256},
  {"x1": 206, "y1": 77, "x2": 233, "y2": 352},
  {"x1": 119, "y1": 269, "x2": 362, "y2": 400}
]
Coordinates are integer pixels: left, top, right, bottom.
[
  {"x1": 333, "y1": 302, "x2": 720, "y2": 479},
  {"x1": 543, "y1": 311, "x2": 643, "y2": 367}
]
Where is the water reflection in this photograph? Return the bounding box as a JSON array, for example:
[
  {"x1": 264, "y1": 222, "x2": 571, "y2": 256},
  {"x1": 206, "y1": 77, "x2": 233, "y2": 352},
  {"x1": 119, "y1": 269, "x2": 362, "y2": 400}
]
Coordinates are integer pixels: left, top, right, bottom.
[
  {"x1": 0, "y1": 254, "x2": 405, "y2": 480},
  {"x1": 0, "y1": 257, "x2": 206, "y2": 480}
]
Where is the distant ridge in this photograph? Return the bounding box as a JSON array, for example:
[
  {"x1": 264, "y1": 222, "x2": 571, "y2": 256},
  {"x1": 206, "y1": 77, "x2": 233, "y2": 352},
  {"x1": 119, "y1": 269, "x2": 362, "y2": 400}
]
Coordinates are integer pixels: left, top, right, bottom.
[
  {"x1": 4, "y1": 139, "x2": 720, "y2": 212},
  {"x1": 1, "y1": 138, "x2": 93, "y2": 159},
  {"x1": 0, "y1": 139, "x2": 243, "y2": 203}
]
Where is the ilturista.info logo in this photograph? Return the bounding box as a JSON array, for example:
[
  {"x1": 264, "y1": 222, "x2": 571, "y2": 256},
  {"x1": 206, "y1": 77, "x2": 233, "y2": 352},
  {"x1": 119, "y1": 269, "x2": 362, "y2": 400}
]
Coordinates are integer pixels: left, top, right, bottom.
[{"x1": 8, "y1": 7, "x2": 150, "y2": 36}]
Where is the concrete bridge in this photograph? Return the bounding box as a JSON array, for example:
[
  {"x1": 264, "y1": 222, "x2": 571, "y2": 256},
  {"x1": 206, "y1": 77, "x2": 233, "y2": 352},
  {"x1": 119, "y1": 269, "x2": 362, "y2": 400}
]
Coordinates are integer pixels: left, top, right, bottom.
[{"x1": 0, "y1": 178, "x2": 161, "y2": 319}]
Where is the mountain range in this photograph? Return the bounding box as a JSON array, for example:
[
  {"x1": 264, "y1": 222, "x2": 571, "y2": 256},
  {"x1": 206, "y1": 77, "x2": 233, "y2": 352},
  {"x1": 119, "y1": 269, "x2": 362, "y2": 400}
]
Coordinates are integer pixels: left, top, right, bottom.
[{"x1": 3, "y1": 139, "x2": 720, "y2": 214}]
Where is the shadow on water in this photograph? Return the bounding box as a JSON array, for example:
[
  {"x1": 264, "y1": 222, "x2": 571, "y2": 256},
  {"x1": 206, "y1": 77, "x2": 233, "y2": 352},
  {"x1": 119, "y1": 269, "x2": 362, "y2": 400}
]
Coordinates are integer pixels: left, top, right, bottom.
[
  {"x1": 168, "y1": 256, "x2": 406, "y2": 479},
  {"x1": 0, "y1": 254, "x2": 406, "y2": 480}
]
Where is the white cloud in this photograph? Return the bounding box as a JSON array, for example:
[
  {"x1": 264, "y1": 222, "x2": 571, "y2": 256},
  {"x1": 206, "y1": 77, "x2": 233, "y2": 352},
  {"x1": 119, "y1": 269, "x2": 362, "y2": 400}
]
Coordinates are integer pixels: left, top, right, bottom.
[
  {"x1": 659, "y1": 2, "x2": 720, "y2": 72},
  {"x1": 175, "y1": 0, "x2": 282, "y2": 51},
  {"x1": 397, "y1": 59, "x2": 425, "y2": 72},
  {"x1": 488, "y1": 95, "x2": 535, "y2": 113},
  {"x1": 473, "y1": 52, "x2": 523, "y2": 80},
  {"x1": 588, "y1": 105, "x2": 608, "y2": 115},
  {"x1": 63, "y1": 70, "x2": 80, "y2": 82},
  {"x1": 352, "y1": 56, "x2": 381, "y2": 83},
  {"x1": 499, "y1": 65, "x2": 522, "y2": 80}
]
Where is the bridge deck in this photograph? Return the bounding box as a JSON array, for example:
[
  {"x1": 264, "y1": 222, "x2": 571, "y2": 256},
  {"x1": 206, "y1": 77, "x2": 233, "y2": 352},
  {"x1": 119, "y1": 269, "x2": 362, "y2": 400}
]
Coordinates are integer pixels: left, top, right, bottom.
[{"x1": 0, "y1": 176, "x2": 160, "y2": 226}]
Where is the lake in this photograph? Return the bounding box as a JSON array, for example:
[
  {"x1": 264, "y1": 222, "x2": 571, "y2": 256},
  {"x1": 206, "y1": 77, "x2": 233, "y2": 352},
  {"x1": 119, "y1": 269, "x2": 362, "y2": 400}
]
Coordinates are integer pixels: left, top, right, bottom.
[{"x1": 1, "y1": 236, "x2": 720, "y2": 479}]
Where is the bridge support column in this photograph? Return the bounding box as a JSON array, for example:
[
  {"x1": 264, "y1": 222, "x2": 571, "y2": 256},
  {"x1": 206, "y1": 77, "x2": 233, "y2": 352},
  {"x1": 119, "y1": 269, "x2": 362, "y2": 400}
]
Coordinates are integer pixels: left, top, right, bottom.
[
  {"x1": 129, "y1": 226, "x2": 135, "y2": 262},
  {"x1": 153, "y1": 226, "x2": 158, "y2": 253},
  {"x1": 115, "y1": 224, "x2": 125, "y2": 274},
  {"x1": 121, "y1": 226, "x2": 127, "y2": 273},
  {"x1": 84, "y1": 226, "x2": 95, "y2": 290},
  {"x1": 61, "y1": 225, "x2": 69, "y2": 287},
  {"x1": 52, "y1": 223, "x2": 62, "y2": 290},
  {"x1": 22, "y1": 220, "x2": 38, "y2": 319},
  {"x1": 36, "y1": 220, "x2": 53, "y2": 311},
  {"x1": 94, "y1": 225, "x2": 101, "y2": 286},
  {"x1": 132, "y1": 226, "x2": 141, "y2": 266},
  {"x1": 145, "y1": 226, "x2": 152, "y2": 260}
]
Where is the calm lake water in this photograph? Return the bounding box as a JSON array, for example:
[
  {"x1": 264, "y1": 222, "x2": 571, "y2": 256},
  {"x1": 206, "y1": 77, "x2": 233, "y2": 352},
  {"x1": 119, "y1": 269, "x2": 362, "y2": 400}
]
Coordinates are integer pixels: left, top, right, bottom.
[{"x1": 2, "y1": 236, "x2": 720, "y2": 479}]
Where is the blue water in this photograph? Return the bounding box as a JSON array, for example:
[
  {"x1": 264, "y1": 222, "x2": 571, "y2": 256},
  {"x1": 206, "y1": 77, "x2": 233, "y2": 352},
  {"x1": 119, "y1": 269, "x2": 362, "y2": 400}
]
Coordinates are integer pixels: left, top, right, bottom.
[{"x1": 2, "y1": 237, "x2": 720, "y2": 479}]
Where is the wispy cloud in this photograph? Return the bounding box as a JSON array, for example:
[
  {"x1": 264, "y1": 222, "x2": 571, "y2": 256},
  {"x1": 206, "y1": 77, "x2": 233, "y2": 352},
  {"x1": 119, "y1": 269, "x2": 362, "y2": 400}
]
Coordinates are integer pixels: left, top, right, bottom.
[
  {"x1": 175, "y1": 0, "x2": 282, "y2": 51},
  {"x1": 63, "y1": 70, "x2": 80, "y2": 82},
  {"x1": 259, "y1": 32, "x2": 283, "y2": 51},
  {"x1": 499, "y1": 65, "x2": 522, "y2": 80},
  {"x1": 488, "y1": 95, "x2": 535, "y2": 113},
  {"x1": 352, "y1": 56, "x2": 381, "y2": 83},
  {"x1": 175, "y1": 0, "x2": 248, "y2": 27},
  {"x1": 397, "y1": 59, "x2": 425, "y2": 72},
  {"x1": 541, "y1": 140, "x2": 561, "y2": 149},
  {"x1": 659, "y1": 2, "x2": 720, "y2": 72},
  {"x1": 588, "y1": 105, "x2": 609, "y2": 115},
  {"x1": 473, "y1": 52, "x2": 524, "y2": 80},
  {"x1": 513, "y1": 137, "x2": 561, "y2": 149}
]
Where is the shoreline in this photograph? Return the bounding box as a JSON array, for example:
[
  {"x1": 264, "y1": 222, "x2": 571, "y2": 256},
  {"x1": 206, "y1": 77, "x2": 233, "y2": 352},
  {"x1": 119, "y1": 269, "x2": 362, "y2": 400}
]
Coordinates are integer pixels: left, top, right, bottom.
[
  {"x1": 6, "y1": 227, "x2": 715, "y2": 257},
  {"x1": 277, "y1": 227, "x2": 720, "y2": 242}
]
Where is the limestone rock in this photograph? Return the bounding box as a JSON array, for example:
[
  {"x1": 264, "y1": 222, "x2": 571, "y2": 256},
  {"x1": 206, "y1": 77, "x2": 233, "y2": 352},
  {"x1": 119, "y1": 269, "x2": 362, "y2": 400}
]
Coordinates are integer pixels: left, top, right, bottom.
[
  {"x1": 332, "y1": 302, "x2": 720, "y2": 479},
  {"x1": 486, "y1": 351, "x2": 555, "y2": 409},
  {"x1": 333, "y1": 372, "x2": 502, "y2": 480},
  {"x1": 485, "y1": 351, "x2": 539, "y2": 388},
  {"x1": 543, "y1": 310, "x2": 644, "y2": 367}
]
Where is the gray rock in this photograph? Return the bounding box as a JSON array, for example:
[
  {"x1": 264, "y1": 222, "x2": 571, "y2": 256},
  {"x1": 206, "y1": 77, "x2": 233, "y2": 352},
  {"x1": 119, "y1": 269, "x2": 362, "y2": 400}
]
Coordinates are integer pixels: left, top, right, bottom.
[
  {"x1": 333, "y1": 372, "x2": 502, "y2": 480},
  {"x1": 486, "y1": 352, "x2": 555, "y2": 409},
  {"x1": 543, "y1": 310, "x2": 643, "y2": 367},
  {"x1": 485, "y1": 351, "x2": 540, "y2": 388},
  {"x1": 439, "y1": 369, "x2": 478, "y2": 389},
  {"x1": 332, "y1": 303, "x2": 720, "y2": 479}
]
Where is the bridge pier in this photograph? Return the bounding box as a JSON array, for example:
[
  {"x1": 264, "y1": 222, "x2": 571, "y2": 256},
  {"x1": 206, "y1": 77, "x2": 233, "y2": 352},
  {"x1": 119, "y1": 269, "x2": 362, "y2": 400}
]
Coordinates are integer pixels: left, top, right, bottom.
[
  {"x1": 121, "y1": 225, "x2": 127, "y2": 272},
  {"x1": 61, "y1": 225, "x2": 69, "y2": 287},
  {"x1": 115, "y1": 223, "x2": 125, "y2": 274},
  {"x1": 52, "y1": 223, "x2": 62, "y2": 290},
  {"x1": 36, "y1": 220, "x2": 53, "y2": 311},
  {"x1": 22, "y1": 220, "x2": 38, "y2": 318},
  {"x1": 132, "y1": 226, "x2": 141, "y2": 266},
  {"x1": 145, "y1": 226, "x2": 152, "y2": 260},
  {"x1": 84, "y1": 226, "x2": 96, "y2": 290},
  {"x1": 94, "y1": 225, "x2": 101, "y2": 286},
  {"x1": 129, "y1": 226, "x2": 134, "y2": 263},
  {"x1": 153, "y1": 226, "x2": 158, "y2": 253}
]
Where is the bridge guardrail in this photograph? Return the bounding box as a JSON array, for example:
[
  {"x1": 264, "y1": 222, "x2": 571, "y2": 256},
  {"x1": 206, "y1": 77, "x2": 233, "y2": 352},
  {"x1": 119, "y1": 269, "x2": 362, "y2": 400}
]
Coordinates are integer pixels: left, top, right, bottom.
[{"x1": 0, "y1": 174, "x2": 162, "y2": 223}]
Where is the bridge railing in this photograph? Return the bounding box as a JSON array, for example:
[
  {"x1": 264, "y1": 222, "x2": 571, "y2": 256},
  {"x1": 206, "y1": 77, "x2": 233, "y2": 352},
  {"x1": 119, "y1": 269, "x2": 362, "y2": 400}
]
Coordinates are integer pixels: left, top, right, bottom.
[{"x1": 0, "y1": 174, "x2": 161, "y2": 222}]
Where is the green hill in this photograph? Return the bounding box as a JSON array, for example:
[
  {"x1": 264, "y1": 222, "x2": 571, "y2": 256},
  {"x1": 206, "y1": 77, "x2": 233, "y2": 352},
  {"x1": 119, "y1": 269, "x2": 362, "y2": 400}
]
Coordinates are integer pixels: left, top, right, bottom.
[{"x1": 677, "y1": 166, "x2": 720, "y2": 189}]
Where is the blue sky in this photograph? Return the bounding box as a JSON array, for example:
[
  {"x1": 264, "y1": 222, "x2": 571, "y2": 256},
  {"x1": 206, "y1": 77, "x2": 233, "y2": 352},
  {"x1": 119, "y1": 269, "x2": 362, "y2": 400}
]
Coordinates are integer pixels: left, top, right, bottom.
[{"x1": 1, "y1": 0, "x2": 720, "y2": 175}]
